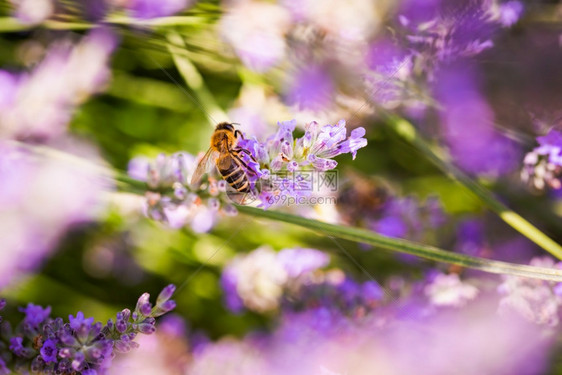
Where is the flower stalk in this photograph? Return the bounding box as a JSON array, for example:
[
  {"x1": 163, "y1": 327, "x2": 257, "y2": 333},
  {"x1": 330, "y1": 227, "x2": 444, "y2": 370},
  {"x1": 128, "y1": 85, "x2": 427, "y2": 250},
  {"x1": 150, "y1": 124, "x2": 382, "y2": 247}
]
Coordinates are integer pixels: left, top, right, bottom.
[
  {"x1": 236, "y1": 205, "x2": 562, "y2": 282},
  {"x1": 385, "y1": 115, "x2": 562, "y2": 260}
]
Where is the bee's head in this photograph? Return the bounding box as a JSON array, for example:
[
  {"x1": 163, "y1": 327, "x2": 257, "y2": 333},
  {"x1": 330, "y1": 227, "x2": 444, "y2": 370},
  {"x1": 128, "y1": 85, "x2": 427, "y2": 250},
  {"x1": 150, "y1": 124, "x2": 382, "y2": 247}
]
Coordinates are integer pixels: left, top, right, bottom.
[{"x1": 216, "y1": 122, "x2": 236, "y2": 132}]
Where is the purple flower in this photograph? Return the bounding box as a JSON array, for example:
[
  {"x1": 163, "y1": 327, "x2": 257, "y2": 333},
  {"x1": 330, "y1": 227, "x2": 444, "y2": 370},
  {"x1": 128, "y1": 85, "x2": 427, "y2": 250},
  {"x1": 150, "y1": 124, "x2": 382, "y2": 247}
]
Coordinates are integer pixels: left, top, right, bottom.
[
  {"x1": 220, "y1": 2, "x2": 290, "y2": 72},
  {"x1": 0, "y1": 358, "x2": 9, "y2": 375},
  {"x1": 0, "y1": 286, "x2": 176, "y2": 372},
  {"x1": 221, "y1": 266, "x2": 245, "y2": 313},
  {"x1": 127, "y1": 157, "x2": 150, "y2": 182},
  {"x1": 220, "y1": 247, "x2": 288, "y2": 312},
  {"x1": 498, "y1": 257, "x2": 562, "y2": 326},
  {"x1": 522, "y1": 129, "x2": 562, "y2": 190},
  {"x1": 309, "y1": 121, "x2": 367, "y2": 160},
  {"x1": 362, "y1": 281, "x2": 384, "y2": 302},
  {"x1": 397, "y1": 0, "x2": 443, "y2": 26},
  {"x1": 135, "y1": 293, "x2": 153, "y2": 317},
  {"x1": 9, "y1": 336, "x2": 26, "y2": 357},
  {"x1": 127, "y1": 0, "x2": 190, "y2": 19},
  {"x1": 158, "y1": 314, "x2": 188, "y2": 338},
  {"x1": 0, "y1": 141, "x2": 112, "y2": 288},
  {"x1": 276, "y1": 248, "x2": 329, "y2": 278},
  {"x1": 132, "y1": 151, "x2": 233, "y2": 231},
  {"x1": 286, "y1": 65, "x2": 334, "y2": 111},
  {"x1": 188, "y1": 295, "x2": 552, "y2": 375},
  {"x1": 69, "y1": 311, "x2": 95, "y2": 331},
  {"x1": 365, "y1": 38, "x2": 414, "y2": 107},
  {"x1": 40, "y1": 339, "x2": 58, "y2": 363},
  {"x1": 0, "y1": 70, "x2": 18, "y2": 108},
  {"x1": 0, "y1": 29, "x2": 117, "y2": 141},
  {"x1": 497, "y1": 1, "x2": 524, "y2": 27},
  {"x1": 156, "y1": 284, "x2": 176, "y2": 305},
  {"x1": 455, "y1": 219, "x2": 486, "y2": 256},
  {"x1": 19, "y1": 303, "x2": 51, "y2": 329},
  {"x1": 433, "y1": 62, "x2": 520, "y2": 176},
  {"x1": 375, "y1": 215, "x2": 408, "y2": 238},
  {"x1": 424, "y1": 272, "x2": 479, "y2": 307},
  {"x1": 371, "y1": 196, "x2": 446, "y2": 242},
  {"x1": 537, "y1": 129, "x2": 562, "y2": 149}
]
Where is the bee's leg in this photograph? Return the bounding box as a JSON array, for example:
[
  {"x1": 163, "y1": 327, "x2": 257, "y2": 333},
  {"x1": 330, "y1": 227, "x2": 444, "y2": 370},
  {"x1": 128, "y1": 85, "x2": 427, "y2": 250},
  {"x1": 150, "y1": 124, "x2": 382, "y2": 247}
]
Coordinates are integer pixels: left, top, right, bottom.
[{"x1": 234, "y1": 130, "x2": 245, "y2": 140}]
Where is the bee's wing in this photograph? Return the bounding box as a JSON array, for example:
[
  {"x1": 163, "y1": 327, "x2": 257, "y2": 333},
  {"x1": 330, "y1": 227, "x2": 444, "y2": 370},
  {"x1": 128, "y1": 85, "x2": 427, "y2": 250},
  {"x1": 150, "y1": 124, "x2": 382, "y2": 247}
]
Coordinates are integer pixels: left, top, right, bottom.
[{"x1": 191, "y1": 148, "x2": 218, "y2": 187}]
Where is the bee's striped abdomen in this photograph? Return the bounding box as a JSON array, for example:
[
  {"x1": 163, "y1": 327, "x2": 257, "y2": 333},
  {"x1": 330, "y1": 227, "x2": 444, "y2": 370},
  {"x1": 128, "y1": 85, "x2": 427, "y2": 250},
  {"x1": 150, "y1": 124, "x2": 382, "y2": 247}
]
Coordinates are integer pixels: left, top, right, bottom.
[{"x1": 219, "y1": 164, "x2": 250, "y2": 193}]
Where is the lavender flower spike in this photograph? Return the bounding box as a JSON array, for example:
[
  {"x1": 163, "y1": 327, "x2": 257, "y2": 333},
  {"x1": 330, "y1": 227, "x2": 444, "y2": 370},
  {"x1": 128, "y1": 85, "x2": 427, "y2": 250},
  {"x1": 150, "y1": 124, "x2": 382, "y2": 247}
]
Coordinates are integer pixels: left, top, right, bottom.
[
  {"x1": 131, "y1": 118, "x2": 367, "y2": 218},
  {"x1": 0, "y1": 285, "x2": 176, "y2": 374}
]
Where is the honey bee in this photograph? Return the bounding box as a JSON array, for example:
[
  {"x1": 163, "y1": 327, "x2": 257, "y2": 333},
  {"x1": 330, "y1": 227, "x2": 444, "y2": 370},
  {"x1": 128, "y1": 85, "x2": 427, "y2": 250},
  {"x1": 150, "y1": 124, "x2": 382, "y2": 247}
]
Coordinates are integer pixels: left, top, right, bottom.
[{"x1": 191, "y1": 122, "x2": 257, "y2": 203}]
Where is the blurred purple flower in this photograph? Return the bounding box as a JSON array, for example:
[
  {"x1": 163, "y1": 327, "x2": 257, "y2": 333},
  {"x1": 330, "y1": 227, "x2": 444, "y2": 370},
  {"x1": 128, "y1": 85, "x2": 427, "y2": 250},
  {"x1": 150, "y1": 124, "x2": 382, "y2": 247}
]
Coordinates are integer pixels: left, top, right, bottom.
[
  {"x1": 0, "y1": 29, "x2": 117, "y2": 141},
  {"x1": 455, "y1": 218, "x2": 486, "y2": 256},
  {"x1": 220, "y1": 2, "x2": 290, "y2": 72},
  {"x1": 188, "y1": 297, "x2": 552, "y2": 375},
  {"x1": 9, "y1": 337, "x2": 27, "y2": 357},
  {"x1": 522, "y1": 129, "x2": 562, "y2": 190},
  {"x1": 397, "y1": 0, "x2": 443, "y2": 26},
  {"x1": 372, "y1": 196, "x2": 446, "y2": 241},
  {"x1": 79, "y1": 0, "x2": 109, "y2": 21},
  {"x1": 220, "y1": 266, "x2": 245, "y2": 314},
  {"x1": 281, "y1": 0, "x2": 382, "y2": 44},
  {"x1": 128, "y1": 152, "x2": 236, "y2": 232},
  {"x1": 497, "y1": 1, "x2": 524, "y2": 27},
  {"x1": 276, "y1": 248, "x2": 329, "y2": 278},
  {"x1": 375, "y1": 215, "x2": 408, "y2": 238},
  {"x1": 108, "y1": 314, "x2": 190, "y2": 374},
  {"x1": 220, "y1": 247, "x2": 329, "y2": 313},
  {"x1": 433, "y1": 62, "x2": 520, "y2": 176},
  {"x1": 424, "y1": 272, "x2": 479, "y2": 307},
  {"x1": 0, "y1": 141, "x2": 111, "y2": 289},
  {"x1": 127, "y1": 0, "x2": 191, "y2": 19},
  {"x1": 400, "y1": 0, "x2": 519, "y2": 62},
  {"x1": 365, "y1": 38, "x2": 414, "y2": 108},
  {"x1": 220, "y1": 247, "x2": 288, "y2": 313},
  {"x1": 286, "y1": 65, "x2": 334, "y2": 111},
  {"x1": 498, "y1": 256, "x2": 562, "y2": 326},
  {"x1": 127, "y1": 157, "x2": 150, "y2": 181},
  {"x1": 0, "y1": 358, "x2": 8, "y2": 375},
  {"x1": 0, "y1": 71, "x2": 19, "y2": 108}
]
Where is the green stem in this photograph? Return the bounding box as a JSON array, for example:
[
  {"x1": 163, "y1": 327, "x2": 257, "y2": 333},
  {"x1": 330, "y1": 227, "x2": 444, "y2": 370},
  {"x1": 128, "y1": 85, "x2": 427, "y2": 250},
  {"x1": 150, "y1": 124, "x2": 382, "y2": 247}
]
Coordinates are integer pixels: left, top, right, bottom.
[
  {"x1": 236, "y1": 206, "x2": 562, "y2": 282},
  {"x1": 12, "y1": 141, "x2": 562, "y2": 281},
  {"x1": 166, "y1": 32, "x2": 229, "y2": 127},
  {"x1": 385, "y1": 115, "x2": 562, "y2": 260},
  {"x1": 0, "y1": 15, "x2": 213, "y2": 32}
]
